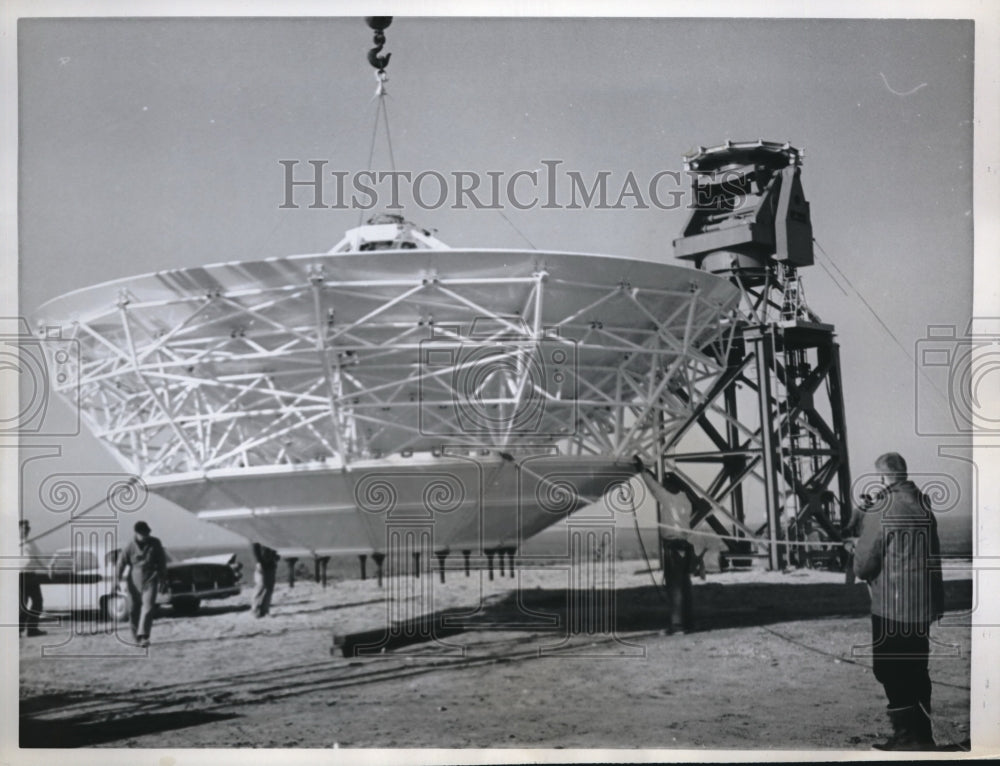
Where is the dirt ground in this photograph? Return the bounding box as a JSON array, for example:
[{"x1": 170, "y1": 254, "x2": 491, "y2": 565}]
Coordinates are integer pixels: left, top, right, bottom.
[{"x1": 19, "y1": 562, "x2": 972, "y2": 752}]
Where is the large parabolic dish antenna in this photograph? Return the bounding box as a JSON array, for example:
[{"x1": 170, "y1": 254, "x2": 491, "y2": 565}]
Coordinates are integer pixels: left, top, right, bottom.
[{"x1": 34, "y1": 217, "x2": 741, "y2": 557}]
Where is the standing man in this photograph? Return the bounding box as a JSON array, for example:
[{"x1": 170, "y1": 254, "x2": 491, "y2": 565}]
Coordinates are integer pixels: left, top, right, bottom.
[
  {"x1": 116, "y1": 520, "x2": 169, "y2": 647},
  {"x1": 638, "y1": 466, "x2": 696, "y2": 634},
  {"x1": 251, "y1": 542, "x2": 280, "y2": 618},
  {"x1": 19, "y1": 520, "x2": 46, "y2": 637},
  {"x1": 854, "y1": 452, "x2": 944, "y2": 751}
]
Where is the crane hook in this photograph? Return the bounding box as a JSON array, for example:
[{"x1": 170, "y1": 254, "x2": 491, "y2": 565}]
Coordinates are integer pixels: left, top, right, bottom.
[
  {"x1": 367, "y1": 34, "x2": 391, "y2": 72},
  {"x1": 365, "y1": 17, "x2": 393, "y2": 73}
]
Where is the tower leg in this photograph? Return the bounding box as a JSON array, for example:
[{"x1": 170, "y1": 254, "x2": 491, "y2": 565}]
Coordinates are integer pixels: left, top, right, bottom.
[
  {"x1": 286, "y1": 557, "x2": 298, "y2": 588},
  {"x1": 724, "y1": 383, "x2": 746, "y2": 527},
  {"x1": 462, "y1": 550, "x2": 471, "y2": 576},
  {"x1": 751, "y1": 329, "x2": 783, "y2": 571},
  {"x1": 359, "y1": 554, "x2": 368, "y2": 581},
  {"x1": 826, "y1": 342, "x2": 853, "y2": 530}
]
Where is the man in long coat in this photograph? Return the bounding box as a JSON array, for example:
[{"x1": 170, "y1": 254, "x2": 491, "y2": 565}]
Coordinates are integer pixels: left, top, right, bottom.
[{"x1": 854, "y1": 452, "x2": 945, "y2": 750}]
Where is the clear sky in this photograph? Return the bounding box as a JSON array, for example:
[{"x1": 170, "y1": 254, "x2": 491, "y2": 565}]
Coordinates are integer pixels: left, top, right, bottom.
[{"x1": 14, "y1": 15, "x2": 978, "y2": 551}]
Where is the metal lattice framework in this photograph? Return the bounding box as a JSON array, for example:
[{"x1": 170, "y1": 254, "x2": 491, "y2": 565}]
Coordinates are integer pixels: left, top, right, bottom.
[
  {"x1": 37, "y1": 221, "x2": 742, "y2": 485},
  {"x1": 665, "y1": 141, "x2": 853, "y2": 570},
  {"x1": 659, "y1": 278, "x2": 853, "y2": 557}
]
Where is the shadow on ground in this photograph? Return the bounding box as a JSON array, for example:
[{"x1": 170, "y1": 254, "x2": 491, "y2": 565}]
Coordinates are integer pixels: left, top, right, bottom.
[
  {"x1": 335, "y1": 578, "x2": 972, "y2": 655},
  {"x1": 21, "y1": 578, "x2": 971, "y2": 747},
  {"x1": 20, "y1": 689, "x2": 240, "y2": 747}
]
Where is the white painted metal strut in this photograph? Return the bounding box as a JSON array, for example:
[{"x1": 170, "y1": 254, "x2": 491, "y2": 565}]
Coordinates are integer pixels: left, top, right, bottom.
[{"x1": 46, "y1": 245, "x2": 737, "y2": 482}]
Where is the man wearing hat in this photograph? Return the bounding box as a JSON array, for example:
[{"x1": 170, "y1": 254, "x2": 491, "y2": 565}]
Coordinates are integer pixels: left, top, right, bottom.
[{"x1": 116, "y1": 520, "x2": 169, "y2": 647}]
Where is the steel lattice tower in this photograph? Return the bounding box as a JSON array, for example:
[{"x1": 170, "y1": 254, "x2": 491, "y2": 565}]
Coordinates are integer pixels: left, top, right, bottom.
[{"x1": 666, "y1": 140, "x2": 852, "y2": 571}]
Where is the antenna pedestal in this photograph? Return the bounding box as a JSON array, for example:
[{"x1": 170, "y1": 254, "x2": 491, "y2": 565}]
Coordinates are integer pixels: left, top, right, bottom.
[{"x1": 666, "y1": 141, "x2": 852, "y2": 571}]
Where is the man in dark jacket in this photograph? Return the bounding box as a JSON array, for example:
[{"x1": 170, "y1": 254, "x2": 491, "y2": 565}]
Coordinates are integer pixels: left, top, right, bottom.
[
  {"x1": 854, "y1": 452, "x2": 944, "y2": 750},
  {"x1": 251, "y1": 542, "x2": 281, "y2": 618},
  {"x1": 116, "y1": 520, "x2": 169, "y2": 647}
]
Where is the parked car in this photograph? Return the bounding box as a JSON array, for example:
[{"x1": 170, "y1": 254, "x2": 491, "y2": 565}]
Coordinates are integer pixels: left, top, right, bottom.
[
  {"x1": 41, "y1": 545, "x2": 242, "y2": 620},
  {"x1": 162, "y1": 552, "x2": 243, "y2": 615}
]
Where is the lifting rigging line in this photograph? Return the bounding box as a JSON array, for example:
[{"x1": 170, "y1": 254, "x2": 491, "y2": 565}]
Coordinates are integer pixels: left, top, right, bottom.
[
  {"x1": 813, "y1": 237, "x2": 949, "y2": 405},
  {"x1": 28, "y1": 19, "x2": 400, "y2": 545},
  {"x1": 360, "y1": 17, "x2": 398, "y2": 227}
]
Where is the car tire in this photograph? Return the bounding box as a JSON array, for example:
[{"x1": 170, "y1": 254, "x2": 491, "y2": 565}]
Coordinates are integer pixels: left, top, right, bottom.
[
  {"x1": 101, "y1": 593, "x2": 129, "y2": 622},
  {"x1": 171, "y1": 597, "x2": 201, "y2": 616}
]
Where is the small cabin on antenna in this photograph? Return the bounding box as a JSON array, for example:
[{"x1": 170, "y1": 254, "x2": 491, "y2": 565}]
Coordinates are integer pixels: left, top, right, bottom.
[{"x1": 673, "y1": 140, "x2": 814, "y2": 285}]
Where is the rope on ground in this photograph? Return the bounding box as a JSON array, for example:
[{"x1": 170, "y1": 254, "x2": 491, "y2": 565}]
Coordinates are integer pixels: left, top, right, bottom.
[
  {"x1": 758, "y1": 624, "x2": 970, "y2": 691},
  {"x1": 760, "y1": 624, "x2": 970, "y2": 751},
  {"x1": 918, "y1": 700, "x2": 970, "y2": 752}
]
